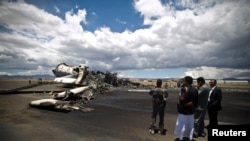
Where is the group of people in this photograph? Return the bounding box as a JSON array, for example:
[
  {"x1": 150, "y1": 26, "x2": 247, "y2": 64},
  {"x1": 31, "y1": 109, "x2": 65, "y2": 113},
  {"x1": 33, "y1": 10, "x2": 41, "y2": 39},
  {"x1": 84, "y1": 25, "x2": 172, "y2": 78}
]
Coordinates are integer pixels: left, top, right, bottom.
[{"x1": 148, "y1": 76, "x2": 222, "y2": 141}]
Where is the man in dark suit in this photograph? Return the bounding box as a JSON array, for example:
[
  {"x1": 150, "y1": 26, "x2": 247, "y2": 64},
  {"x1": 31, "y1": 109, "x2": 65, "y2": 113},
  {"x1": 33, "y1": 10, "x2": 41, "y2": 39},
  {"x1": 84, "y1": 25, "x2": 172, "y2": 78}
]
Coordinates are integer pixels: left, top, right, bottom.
[{"x1": 207, "y1": 79, "x2": 222, "y2": 128}]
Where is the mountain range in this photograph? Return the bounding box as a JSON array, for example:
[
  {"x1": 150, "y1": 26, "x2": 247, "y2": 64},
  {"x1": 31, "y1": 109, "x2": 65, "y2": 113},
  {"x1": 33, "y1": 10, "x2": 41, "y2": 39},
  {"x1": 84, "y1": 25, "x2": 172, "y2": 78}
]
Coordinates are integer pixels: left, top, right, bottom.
[{"x1": 0, "y1": 74, "x2": 54, "y2": 79}]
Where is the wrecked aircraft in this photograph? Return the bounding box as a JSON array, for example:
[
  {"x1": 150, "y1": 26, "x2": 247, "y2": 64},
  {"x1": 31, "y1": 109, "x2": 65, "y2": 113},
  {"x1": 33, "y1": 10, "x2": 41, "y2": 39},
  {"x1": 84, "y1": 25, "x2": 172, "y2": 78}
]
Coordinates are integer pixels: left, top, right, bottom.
[
  {"x1": 29, "y1": 85, "x2": 94, "y2": 112},
  {"x1": 53, "y1": 63, "x2": 93, "y2": 86},
  {"x1": 29, "y1": 63, "x2": 118, "y2": 112},
  {"x1": 29, "y1": 63, "x2": 142, "y2": 112},
  {"x1": 52, "y1": 63, "x2": 114, "y2": 93}
]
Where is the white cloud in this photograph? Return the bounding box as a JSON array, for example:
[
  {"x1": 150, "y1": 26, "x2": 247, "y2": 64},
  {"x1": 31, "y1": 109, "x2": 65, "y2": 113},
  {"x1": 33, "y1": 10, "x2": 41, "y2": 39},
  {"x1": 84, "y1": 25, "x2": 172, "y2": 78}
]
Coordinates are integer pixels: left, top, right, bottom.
[
  {"x1": 112, "y1": 57, "x2": 120, "y2": 62},
  {"x1": 134, "y1": 0, "x2": 166, "y2": 25},
  {"x1": 0, "y1": 0, "x2": 249, "y2": 79},
  {"x1": 185, "y1": 66, "x2": 250, "y2": 79},
  {"x1": 65, "y1": 9, "x2": 87, "y2": 32},
  {"x1": 0, "y1": 72, "x2": 11, "y2": 75},
  {"x1": 54, "y1": 6, "x2": 60, "y2": 13},
  {"x1": 116, "y1": 18, "x2": 127, "y2": 25},
  {"x1": 175, "y1": 0, "x2": 196, "y2": 9},
  {"x1": 17, "y1": 65, "x2": 52, "y2": 76}
]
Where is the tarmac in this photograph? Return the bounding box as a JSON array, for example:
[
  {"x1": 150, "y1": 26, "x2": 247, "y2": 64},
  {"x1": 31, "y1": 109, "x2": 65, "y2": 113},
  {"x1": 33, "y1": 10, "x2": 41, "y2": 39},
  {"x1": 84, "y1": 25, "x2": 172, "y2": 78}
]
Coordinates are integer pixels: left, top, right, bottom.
[{"x1": 0, "y1": 81, "x2": 250, "y2": 141}]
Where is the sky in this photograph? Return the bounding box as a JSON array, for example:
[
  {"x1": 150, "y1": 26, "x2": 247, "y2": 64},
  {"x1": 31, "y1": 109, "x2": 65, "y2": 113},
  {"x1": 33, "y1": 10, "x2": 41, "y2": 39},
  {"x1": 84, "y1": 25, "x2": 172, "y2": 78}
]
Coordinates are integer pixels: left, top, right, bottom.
[{"x1": 0, "y1": 0, "x2": 250, "y2": 79}]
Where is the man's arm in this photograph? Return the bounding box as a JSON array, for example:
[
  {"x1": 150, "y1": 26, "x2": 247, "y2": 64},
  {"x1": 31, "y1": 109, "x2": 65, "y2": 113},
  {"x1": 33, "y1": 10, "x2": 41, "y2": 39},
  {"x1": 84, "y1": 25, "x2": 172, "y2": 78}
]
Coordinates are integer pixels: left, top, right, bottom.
[
  {"x1": 149, "y1": 89, "x2": 154, "y2": 95},
  {"x1": 185, "y1": 87, "x2": 198, "y2": 107},
  {"x1": 213, "y1": 88, "x2": 222, "y2": 105},
  {"x1": 163, "y1": 90, "x2": 168, "y2": 101}
]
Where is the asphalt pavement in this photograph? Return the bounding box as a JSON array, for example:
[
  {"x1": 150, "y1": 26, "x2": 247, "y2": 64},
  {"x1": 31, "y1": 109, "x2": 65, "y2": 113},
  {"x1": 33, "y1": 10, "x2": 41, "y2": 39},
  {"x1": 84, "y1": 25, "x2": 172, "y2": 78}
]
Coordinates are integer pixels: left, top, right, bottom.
[{"x1": 0, "y1": 82, "x2": 250, "y2": 141}]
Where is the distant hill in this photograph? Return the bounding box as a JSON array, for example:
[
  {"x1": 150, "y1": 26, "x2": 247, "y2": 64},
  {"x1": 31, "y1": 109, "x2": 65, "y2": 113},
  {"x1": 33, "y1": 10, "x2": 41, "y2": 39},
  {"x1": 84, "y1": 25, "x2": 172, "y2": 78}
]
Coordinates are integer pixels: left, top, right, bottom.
[
  {"x1": 0, "y1": 74, "x2": 54, "y2": 79},
  {"x1": 223, "y1": 77, "x2": 250, "y2": 81}
]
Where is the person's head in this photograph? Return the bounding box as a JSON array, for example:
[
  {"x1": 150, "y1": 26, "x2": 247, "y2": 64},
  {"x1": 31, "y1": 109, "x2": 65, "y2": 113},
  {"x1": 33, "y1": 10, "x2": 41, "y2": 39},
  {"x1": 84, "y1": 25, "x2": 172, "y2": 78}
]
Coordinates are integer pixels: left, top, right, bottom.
[
  {"x1": 197, "y1": 77, "x2": 205, "y2": 87},
  {"x1": 156, "y1": 79, "x2": 162, "y2": 87},
  {"x1": 183, "y1": 76, "x2": 193, "y2": 86},
  {"x1": 209, "y1": 79, "x2": 217, "y2": 87}
]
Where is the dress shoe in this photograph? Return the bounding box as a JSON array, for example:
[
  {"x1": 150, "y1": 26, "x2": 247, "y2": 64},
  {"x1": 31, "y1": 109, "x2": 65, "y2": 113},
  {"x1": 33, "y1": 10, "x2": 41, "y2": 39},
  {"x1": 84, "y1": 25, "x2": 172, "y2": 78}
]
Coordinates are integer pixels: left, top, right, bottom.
[
  {"x1": 193, "y1": 133, "x2": 198, "y2": 138},
  {"x1": 198, "y1": 132, "x2": 206, "y2": 137},
  {"x1": 205, "y1": 125, "x2": 210, "y2": 129},
  {"x1": 174, "y1": 138, "x2": 181, "y2": 141}
]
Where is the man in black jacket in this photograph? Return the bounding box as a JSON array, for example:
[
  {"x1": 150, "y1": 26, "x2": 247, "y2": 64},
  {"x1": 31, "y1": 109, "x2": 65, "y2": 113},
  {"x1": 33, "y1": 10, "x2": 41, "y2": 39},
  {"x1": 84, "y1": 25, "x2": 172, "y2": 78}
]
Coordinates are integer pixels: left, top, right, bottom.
[
  {"x1": 207, "y1": 79, "x2": 222, "y2": 128},
  {"x1": 174, "y1": 76, "x2": 198, "y2": 141}
]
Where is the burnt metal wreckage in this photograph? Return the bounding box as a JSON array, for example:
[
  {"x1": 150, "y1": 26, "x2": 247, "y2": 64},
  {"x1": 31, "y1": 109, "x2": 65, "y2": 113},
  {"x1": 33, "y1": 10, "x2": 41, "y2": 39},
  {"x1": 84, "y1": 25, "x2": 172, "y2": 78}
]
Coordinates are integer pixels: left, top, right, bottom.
[
  {"x1": 29, "y1": 63, "x2": 119, "y2": 112},
  {"x1": 0, "y1": 63, "x2": 145, "y2": 112}
]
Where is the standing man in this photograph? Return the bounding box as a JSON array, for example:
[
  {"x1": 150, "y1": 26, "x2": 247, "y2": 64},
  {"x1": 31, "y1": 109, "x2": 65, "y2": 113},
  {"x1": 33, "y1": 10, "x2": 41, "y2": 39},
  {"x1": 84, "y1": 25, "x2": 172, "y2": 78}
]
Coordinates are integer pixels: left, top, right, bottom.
[
  {"x1": 174, "y1": 76, "x2": 198, "y2": 141},
  {"x1": 149, "y1": 79, "x2": 168, "y2": 134},
  {"x1": 207, "y1": 79, "x2": 222, "y2": 128},
  {"x1": 193, "y1": 77, "x2": 210, "y2": 138}
]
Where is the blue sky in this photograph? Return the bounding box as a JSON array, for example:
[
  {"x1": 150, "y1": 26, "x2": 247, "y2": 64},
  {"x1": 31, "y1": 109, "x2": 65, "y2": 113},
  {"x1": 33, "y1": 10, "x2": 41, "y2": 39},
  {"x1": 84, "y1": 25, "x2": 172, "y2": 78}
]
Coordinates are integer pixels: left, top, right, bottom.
[
  {"x1": 0, "y1": 0, "x2": 250, "y2": 79},
  {"x1": 25, "y1": 0, "x2": 144, "y2": 32}
]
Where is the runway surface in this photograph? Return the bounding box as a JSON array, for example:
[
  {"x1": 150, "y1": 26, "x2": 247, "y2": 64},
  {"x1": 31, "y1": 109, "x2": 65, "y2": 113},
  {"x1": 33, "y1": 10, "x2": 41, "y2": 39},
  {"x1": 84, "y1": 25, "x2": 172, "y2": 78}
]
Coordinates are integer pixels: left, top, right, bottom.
[{"x1": 0, "y1": 82, "x2": 250, "y2": 141}]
